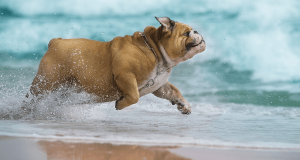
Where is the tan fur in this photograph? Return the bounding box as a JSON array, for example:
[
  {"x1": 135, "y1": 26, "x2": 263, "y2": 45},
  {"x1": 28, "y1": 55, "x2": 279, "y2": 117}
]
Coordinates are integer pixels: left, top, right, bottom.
[{"x1": 29, "y1": 17, "x2": 206, "y2": 114}]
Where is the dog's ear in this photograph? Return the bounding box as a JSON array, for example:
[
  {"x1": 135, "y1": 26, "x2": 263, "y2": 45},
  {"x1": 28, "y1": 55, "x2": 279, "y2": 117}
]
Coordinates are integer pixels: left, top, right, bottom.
[{"x1": 155, "y1": 16, "x2": 175, "y2": 33}]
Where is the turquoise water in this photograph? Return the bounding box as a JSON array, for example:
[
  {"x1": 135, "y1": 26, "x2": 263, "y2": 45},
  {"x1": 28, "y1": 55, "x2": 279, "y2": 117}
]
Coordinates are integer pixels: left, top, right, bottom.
[{"x1": 0, "y1": 0, "x2": 300, "y2": 149}]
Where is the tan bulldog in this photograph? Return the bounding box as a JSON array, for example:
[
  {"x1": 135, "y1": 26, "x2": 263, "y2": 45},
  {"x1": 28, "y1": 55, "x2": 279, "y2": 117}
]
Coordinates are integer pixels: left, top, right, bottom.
[{"x1": 28, "y1": 17, "x2": 206, "y2": 114}]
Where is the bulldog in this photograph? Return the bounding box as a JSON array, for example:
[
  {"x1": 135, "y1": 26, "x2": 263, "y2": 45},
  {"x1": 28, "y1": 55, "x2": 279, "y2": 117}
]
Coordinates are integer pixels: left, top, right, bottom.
[{"x1": 28, "y1": 17, "x2": 206, "y2": 114}]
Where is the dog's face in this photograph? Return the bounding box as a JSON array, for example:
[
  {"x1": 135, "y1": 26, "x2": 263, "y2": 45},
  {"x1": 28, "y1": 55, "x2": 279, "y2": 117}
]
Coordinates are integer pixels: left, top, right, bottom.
[{"x1": 156, "y1": 17, "x2": 206, "y2": 65}]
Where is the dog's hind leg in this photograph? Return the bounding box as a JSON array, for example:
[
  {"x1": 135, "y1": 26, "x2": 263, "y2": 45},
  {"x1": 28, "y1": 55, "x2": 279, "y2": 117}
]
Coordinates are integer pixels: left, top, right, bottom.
[{"x1": 29, "y1": 56, "x2": 66, "y2": 98}]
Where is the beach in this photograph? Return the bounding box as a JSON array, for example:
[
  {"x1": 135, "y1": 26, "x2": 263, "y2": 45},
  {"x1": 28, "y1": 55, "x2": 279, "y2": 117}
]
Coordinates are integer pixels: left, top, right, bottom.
[{"x1": 1, "y1": 136, "x2": 300, "y2": 160}]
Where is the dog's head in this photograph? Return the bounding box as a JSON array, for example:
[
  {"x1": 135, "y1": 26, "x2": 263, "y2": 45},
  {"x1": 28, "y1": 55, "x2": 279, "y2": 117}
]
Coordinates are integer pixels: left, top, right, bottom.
[{"x1": 156, "y1": 17, "x2": 206, "y2": 66}]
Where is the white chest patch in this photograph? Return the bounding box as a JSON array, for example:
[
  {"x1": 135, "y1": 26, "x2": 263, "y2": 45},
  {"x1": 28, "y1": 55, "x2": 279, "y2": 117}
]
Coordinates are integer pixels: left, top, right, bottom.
[{"x1": 138, "y1": 67, "x2": 171, "y2": 97}]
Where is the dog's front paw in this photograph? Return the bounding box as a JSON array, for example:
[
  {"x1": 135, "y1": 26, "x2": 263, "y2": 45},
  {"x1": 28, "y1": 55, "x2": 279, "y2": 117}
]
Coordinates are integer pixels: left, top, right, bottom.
[
  {"x1": 115, "y1": 96, "x2": 124, "y2": 110},
  {"x1": 177, "y1": 103, "x2": 191, "y2": 114}
]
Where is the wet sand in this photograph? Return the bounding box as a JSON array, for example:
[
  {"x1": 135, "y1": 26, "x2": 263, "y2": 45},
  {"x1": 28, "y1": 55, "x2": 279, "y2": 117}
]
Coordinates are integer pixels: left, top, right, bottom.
[{"x1": 1, "y1": 136, "x2": 300, "y2": 160}]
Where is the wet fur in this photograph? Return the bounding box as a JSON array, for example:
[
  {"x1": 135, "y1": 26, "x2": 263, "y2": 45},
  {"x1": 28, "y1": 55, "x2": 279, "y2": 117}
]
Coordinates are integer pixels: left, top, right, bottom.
[{"x1": 28, "y1": 17, "x2": 206, "y2": 114}]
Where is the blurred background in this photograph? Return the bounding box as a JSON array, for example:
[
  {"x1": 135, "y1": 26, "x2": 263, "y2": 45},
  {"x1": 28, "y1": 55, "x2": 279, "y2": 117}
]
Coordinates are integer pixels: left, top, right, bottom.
[{"x1": 1, "y1": 0, "x2": 300, "y2": 107}]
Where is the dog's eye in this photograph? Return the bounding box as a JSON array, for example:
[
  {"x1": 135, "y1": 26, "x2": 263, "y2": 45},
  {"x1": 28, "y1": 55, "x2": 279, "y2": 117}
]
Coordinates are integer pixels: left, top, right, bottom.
[{"x1": 183, "y1": 31, "x2": 190, "y2": 36}]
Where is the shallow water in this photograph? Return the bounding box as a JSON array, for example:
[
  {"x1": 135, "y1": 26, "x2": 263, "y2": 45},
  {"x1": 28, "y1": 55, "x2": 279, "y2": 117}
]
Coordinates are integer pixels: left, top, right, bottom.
[
  {"x1": 1, "y1": 94, "x2": 300, "y2": 149},
  {"x1": 1, "y1": 0, "x2": 300, "y2": 149}
]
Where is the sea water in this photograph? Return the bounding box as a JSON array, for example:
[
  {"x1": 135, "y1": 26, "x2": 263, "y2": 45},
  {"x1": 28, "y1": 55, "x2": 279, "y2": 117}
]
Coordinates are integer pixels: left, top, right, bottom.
[{"x1": 0, "y1": 0, "x2": 300, "y2": 149}]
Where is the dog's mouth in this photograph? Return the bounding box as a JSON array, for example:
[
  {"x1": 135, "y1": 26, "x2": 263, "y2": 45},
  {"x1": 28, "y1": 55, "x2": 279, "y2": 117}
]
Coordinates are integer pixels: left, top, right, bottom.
[{"x1": 186, "y1": 39, "x2": 205, "y2": 51}]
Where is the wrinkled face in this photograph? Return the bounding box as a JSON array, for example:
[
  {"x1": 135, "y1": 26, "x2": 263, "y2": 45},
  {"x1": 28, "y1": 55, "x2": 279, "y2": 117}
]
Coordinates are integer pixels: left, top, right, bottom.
[{"x1": 157, "y1": 17, "x2": 206, "y2": 64}]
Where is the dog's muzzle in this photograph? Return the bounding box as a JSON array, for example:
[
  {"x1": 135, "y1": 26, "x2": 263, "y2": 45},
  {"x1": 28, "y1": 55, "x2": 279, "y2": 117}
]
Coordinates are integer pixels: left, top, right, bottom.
[{"x1": 186, "y1": 38, "x2": 205, "y2": 51}]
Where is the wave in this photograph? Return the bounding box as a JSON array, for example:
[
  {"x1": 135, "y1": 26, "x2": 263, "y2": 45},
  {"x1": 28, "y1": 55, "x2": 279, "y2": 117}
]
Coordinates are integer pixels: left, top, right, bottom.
[{"x1": 1, "y1": 0, "x2": 300, "y2": 82}]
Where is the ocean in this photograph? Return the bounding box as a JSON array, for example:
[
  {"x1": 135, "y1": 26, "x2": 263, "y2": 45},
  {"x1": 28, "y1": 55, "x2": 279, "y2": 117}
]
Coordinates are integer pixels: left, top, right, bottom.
[{"x1": 0, "y1": 0, "x2": 300, "y2": 149}]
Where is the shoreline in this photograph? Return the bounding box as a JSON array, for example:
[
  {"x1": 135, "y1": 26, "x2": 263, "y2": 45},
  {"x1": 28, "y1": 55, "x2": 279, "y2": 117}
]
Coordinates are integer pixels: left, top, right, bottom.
[
  {"x1": 1, "y1": 136, "x2": 300, "y2": 160},
  {"x1": 1, "y1": 135, "x2": 300, "y2": 151}
]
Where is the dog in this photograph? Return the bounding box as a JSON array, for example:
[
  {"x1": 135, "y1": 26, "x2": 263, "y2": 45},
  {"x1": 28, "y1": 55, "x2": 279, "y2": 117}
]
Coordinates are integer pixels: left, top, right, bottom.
[{"x1": 28, "y1": 17, "x2": 206, "y2": 114}]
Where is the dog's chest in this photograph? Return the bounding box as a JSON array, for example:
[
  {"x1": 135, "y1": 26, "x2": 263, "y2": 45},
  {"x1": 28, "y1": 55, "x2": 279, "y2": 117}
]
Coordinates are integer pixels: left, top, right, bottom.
[{"x1": 138, "y1": 67, "x2": 171, "y2": 97}]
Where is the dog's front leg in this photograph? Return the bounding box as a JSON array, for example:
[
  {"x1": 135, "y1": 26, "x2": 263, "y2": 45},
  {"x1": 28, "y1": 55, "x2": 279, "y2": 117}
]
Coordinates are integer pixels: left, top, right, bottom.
[
  {"x1": 153, "y1": 82, "x2": 191, "y2": 114},
  {"x1": 115, "y1": 73, "x2": 139, "y2": 110}
]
